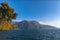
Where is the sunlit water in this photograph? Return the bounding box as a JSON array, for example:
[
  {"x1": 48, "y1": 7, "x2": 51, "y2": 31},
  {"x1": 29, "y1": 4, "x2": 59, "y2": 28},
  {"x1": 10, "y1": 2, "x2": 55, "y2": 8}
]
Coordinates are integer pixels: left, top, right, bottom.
[{"x1": 0, "y1": 29, "x2": 60, "y2": 40}]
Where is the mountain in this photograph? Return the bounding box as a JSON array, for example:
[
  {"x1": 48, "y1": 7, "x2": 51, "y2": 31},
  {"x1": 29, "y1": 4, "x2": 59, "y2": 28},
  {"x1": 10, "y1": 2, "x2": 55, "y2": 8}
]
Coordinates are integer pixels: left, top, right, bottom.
[{"x1": 12, "y1": 20, "x2": 57, "y2": 30}]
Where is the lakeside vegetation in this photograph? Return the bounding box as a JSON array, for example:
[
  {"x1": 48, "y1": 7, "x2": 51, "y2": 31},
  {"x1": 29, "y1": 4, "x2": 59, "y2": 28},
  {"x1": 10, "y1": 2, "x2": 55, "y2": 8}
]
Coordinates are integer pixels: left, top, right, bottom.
[{"x1": 0, "y1": 2, "x2": 18, "y2": 30}]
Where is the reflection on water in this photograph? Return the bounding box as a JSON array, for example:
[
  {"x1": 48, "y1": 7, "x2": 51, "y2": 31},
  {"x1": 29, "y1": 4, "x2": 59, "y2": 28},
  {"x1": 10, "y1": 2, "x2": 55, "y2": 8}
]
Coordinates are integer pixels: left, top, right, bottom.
[{"x1": 0, "y1": 29, "x2": 60, "y2": 40}]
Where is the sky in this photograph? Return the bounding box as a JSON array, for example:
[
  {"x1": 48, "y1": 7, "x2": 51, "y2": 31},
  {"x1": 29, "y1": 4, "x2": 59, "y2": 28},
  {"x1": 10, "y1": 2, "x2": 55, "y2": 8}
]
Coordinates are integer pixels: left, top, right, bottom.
[{"x1": 0, "y1": 0, "x2": 60, "y2": 28}]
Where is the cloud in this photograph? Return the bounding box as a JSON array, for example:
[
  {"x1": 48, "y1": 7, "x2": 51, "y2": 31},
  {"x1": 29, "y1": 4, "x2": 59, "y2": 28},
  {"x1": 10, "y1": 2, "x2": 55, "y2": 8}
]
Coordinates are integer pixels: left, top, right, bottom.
[
  {"x1": 12, "y1": 20, "x2": 22, "y2": 22},
  {"x1": 39, "y1": 21, "x2": 48, "y2": 25},
  {"x1": 39, "y1": 20, "x2": 60, "y2": 28},
  {"x1": 46, "y1": 21, "x2": 60, "y2": 28}
]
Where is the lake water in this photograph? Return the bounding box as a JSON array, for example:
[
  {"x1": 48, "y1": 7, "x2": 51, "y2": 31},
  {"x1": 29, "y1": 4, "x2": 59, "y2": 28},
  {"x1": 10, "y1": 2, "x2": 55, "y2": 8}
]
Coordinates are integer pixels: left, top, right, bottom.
[{"x1": 0, "y1": 29, "x2": 60, "y2": 40}]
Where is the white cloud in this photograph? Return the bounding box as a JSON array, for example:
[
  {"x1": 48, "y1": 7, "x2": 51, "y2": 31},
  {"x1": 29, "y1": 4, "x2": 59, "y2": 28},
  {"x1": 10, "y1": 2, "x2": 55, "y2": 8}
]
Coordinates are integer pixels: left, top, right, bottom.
[
  {"x1": 12, "y1": 20, "x2": 22, "y2": 22},
  {"x1": 39, "y1": 20, "x2": 60, "y2": 28},
  {"x1": 39, "y1": 21, "x2": 48, "y2": 25},
  {"x1": 47, "y1": 21, "x2": 60, "y2": 28}
]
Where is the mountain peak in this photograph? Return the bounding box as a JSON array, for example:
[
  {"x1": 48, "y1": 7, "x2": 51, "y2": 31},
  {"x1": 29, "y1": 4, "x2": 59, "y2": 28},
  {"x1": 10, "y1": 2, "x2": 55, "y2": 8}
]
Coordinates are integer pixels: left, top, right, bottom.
[{"x1": 13, "y1": 20, "x2": 57, "y2": 30}]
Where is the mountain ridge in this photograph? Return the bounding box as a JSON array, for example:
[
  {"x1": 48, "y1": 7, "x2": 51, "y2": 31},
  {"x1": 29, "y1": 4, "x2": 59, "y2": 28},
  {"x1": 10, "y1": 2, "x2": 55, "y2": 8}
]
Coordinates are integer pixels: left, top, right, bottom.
[{"x1": 12, "y1": 20, "x2": 57, "y2": 30}]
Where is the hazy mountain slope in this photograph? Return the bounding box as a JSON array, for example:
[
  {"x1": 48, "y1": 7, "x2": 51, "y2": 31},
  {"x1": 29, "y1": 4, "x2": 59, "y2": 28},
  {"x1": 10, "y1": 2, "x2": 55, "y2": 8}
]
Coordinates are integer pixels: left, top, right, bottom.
[{"x1": 13, "y1": 20, "x2": 57, "y2": 30}]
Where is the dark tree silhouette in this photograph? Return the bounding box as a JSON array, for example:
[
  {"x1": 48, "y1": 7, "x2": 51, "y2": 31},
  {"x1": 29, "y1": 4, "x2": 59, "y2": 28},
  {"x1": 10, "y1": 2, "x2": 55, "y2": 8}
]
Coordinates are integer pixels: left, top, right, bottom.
[
  {"x1": 0, "y1": 2, "x2": 17, "y2": 22},
  {"x1": 0, "y1": 2, "x2": 18, "y2": 30}
]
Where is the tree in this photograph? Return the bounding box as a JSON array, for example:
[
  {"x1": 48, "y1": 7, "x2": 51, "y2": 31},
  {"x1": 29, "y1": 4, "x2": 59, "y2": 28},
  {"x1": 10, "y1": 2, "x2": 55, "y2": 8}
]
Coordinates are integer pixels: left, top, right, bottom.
[
  {"x1": 0, "y1": 2, "x2": 18, "y2": 22},
  {"x1": 0, "y1": 2, "x2": 18, "y2": 30}
]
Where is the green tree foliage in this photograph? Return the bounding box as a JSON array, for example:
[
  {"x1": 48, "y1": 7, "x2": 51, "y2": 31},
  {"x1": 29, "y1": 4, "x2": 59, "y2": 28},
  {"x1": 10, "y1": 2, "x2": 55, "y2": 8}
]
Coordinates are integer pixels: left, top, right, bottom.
[{"x1": 0, "y1": 2, "x2": 18, "y2": 22}]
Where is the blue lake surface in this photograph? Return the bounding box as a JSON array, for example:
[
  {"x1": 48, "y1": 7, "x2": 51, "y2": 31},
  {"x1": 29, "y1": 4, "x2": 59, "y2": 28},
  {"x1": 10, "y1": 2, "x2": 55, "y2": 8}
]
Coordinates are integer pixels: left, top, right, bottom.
[{"x1": 0, "y1": 29, "x2": 60, "y2": 40}]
